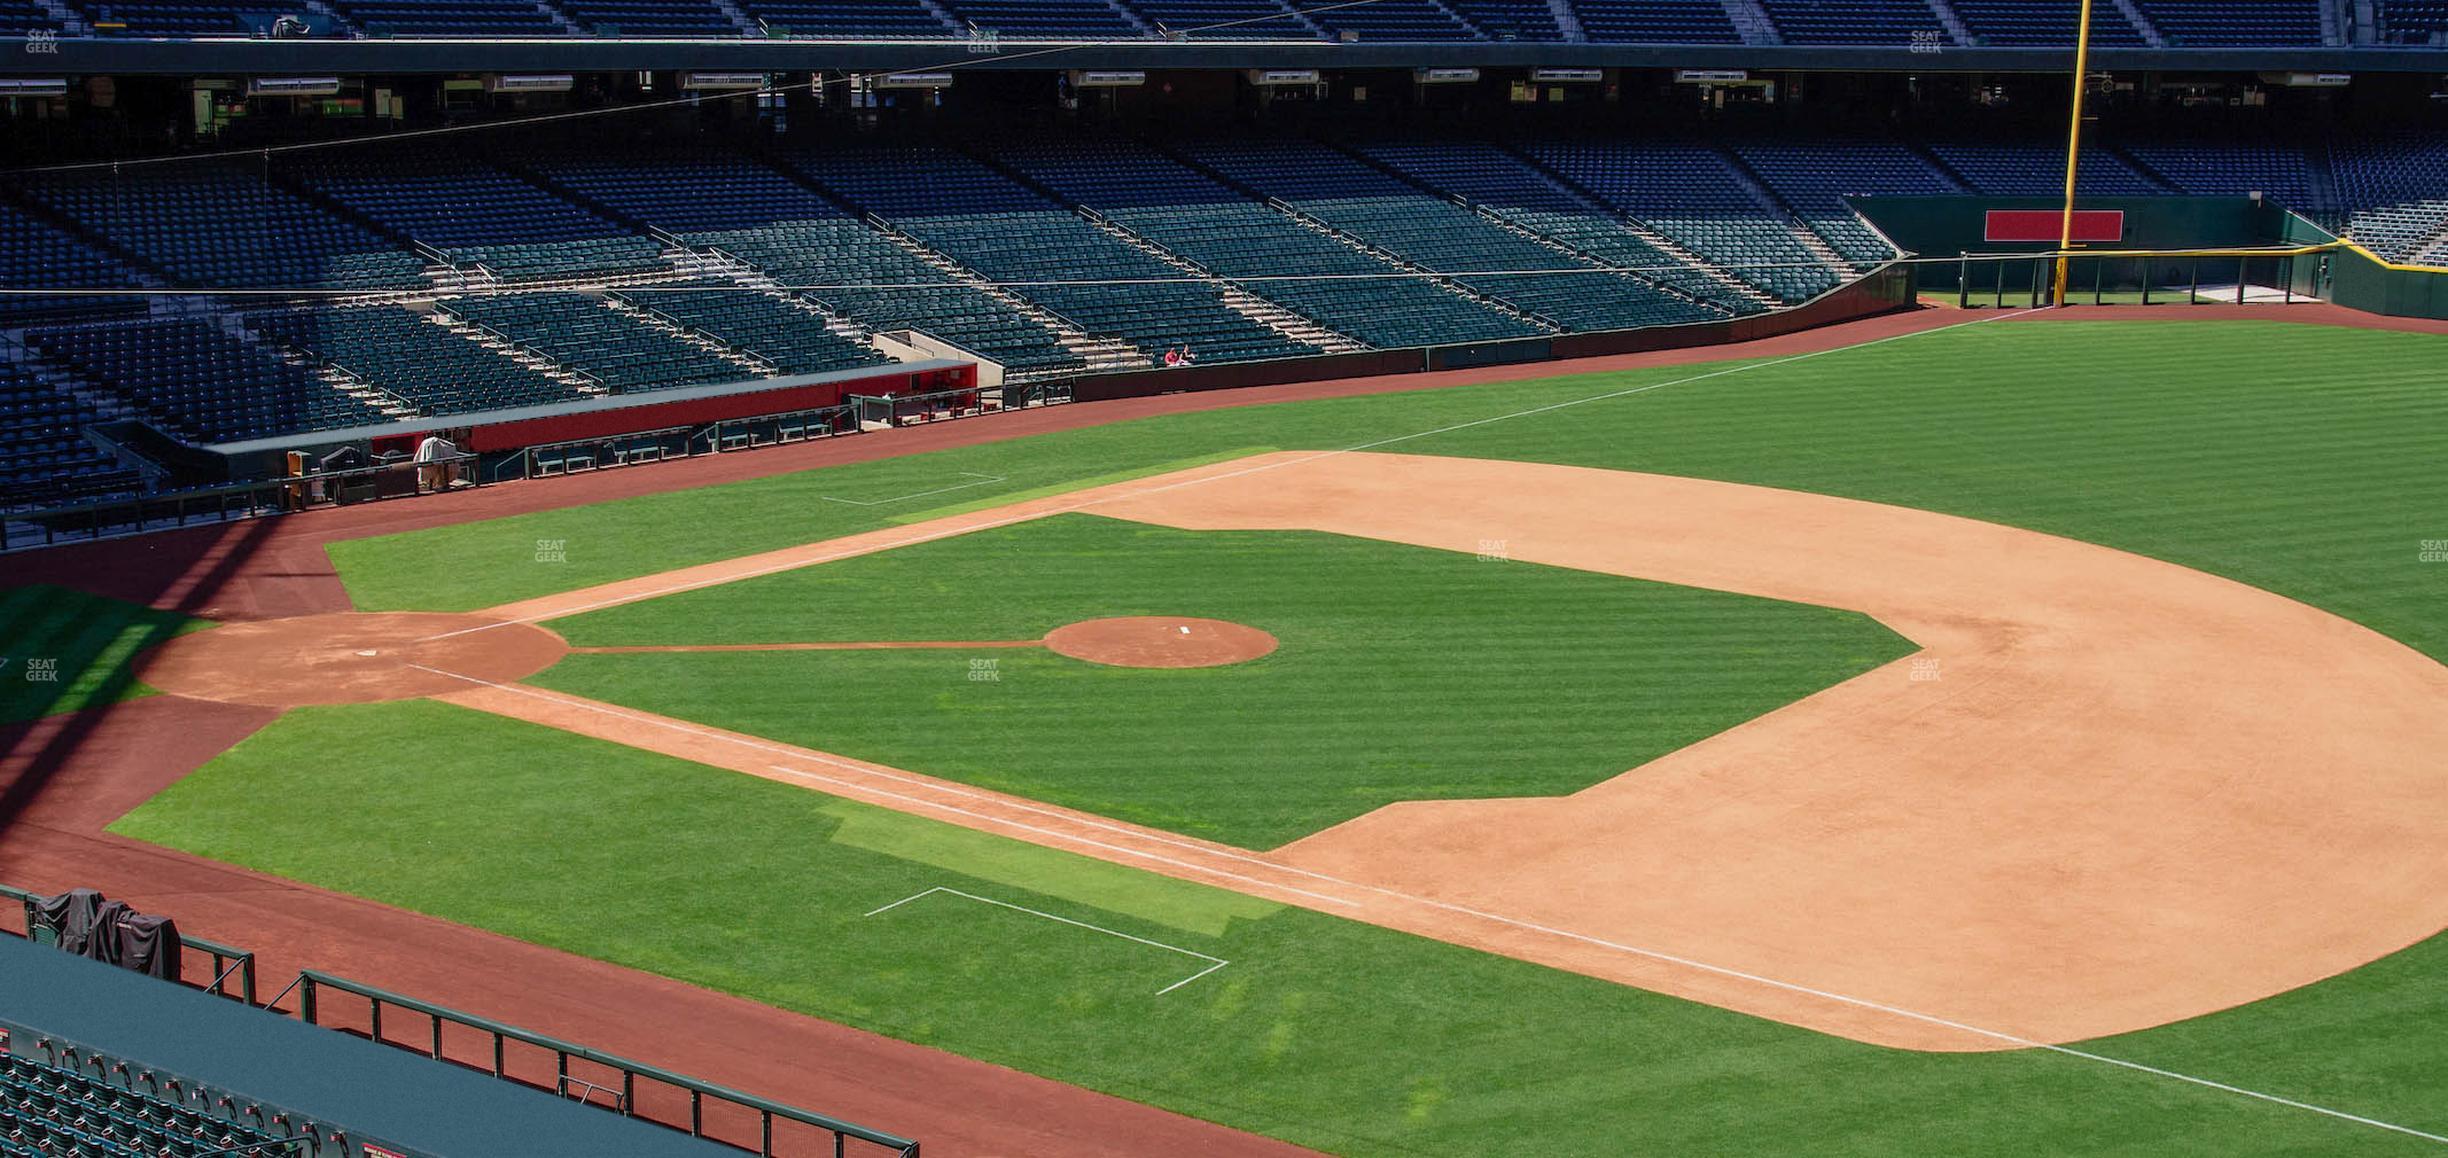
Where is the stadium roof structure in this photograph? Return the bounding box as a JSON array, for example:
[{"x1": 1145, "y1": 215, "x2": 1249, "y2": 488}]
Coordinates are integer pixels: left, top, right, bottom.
[{"x1": 6, "y1": 36, "x2": 2443, "y2": 75}]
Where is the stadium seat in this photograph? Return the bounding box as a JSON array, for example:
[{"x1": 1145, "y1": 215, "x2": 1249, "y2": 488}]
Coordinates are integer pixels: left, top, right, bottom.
[{"x1": 28, "y1": 316, "x2": 389, "y2": 444}]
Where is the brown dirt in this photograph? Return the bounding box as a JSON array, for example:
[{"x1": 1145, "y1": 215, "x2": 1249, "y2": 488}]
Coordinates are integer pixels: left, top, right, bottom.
[
  {"x1": 134, "y1": 613, "x2": 569, "y2": 707},
  {"x1": 2, "y1": 304, "x2": 2440, "y2": 1144},
  {"x1": 569, "y1": 640, "x2": 1042, "y2": 654},
  {"x1": 437, "y1": 450, "x2": 2448, "y2": 1053},
  {"x1": 1042, "y1": 618, "x2": 1278, "y2": 668}
]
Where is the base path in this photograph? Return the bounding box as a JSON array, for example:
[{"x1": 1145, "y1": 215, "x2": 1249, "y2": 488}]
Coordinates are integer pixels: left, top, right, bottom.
[{"x1": 441, "y1": 450, "x2": 2448, "y2": 1052}]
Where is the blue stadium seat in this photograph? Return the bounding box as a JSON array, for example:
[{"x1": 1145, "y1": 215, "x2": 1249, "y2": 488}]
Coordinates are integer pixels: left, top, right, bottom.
[
  {"x1": 1571, "y1": 0, "x2": 1740, "y2": 42},
  {"x1": 1950, "y1": 0, "x2": 2146, "y2": 45},
  {"x1": 1516, "y1": 138, "x2": 1845, "y2": 301},
  {"x1": 995, "y1": 135, "x2": 1548, "y2": 348},
  {"x1": 0, "y1": 203, "x2": 145, "y2": 324},
  {"x1": 935, "y1": 0, "x2": 1139, "y2": 38},
  {"x1": 610, "y1": 284, "x2": 892, "y2": 375},
  {"x1": 735, "y1": 0, "x2": 951, "y2": 37},
  {"x1": 1729, "y1": 138, "x2": 1956, "y2": 264},
  {"x1": 1128, "y1": 0, "x2": 1311, "y2": 39},
  {"x1": 0, "y1": 362, "x2": 142, "y2": 506},
  {"x1": 325, "y1": 0, "x2": 566, "y2": 37},
  {"x1": 559, "y1": 0, "x2": 740, "y2": 36},
  {"x1": 29, "y1": 316, "x2": 389, "y2": 444},
  {"x1": 1923, "y1": 138, "x2": 2165, "y2": 196},
  {"x1": 2131, "y1": 0, "x2": 2323, "y2": 45},
  {"x1": 782, "y1": 143, "x2": 1317, "y2": 366},
  {"x1": 1757, "y1": 0, "x2": 1950, "y2": 45},
  {"x1": 440, "y1": 293, "x2": 750, "y2": 392},
  {"x1": 280, "y1": 154, "x2": 666, "y2": 279},
  {"x1": 1307, "y1": 0, "x2": 1481, "y2": 41},
  {"x1": 2332, "y1": 134, "x2": 2448, "y2": 263},
  {"x1": 18, "y1": 164, "x2": 427, "y2": 291},
  {"x1": 250, "y1": 304, "x2": 588, "y2": 414}
]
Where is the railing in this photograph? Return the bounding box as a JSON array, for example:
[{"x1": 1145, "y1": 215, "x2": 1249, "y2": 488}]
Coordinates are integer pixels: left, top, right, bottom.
[
  {"x1": 0, "y1": 883, "x2": 259, "y2": 1004},
  {"x1": 288, "y1": 971, "x2": 918, "y2": 1158},
  {"x1": 1952, "y1": 249, "x2": 2308, "y2": 309},
  {"x1": 0, "y1": 452, "x2": 483, "y2": 554}
]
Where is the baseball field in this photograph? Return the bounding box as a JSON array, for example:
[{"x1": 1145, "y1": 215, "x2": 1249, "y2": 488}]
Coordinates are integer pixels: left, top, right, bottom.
[{"x1": 17, "y1": 312, "x2": 2448, "y2": 1154}]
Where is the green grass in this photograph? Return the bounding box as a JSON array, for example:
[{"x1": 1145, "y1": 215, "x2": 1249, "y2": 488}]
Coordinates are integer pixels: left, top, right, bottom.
[
  {"x1": 0, "y1": 585, "x2": 206, "y2": 723},
  {"x1": 113, "y1": 700, "x2": 2448, "y2": 1156},
  {"x1": 104, "y1": 320, "x2": 2448, "y2": 1152},
  {"x1": 330, "y1": 321, "x2": 2448, "y2": 674},
  {"x1": 531, "y1": 516, "x2": 1911, "y2": 848}
]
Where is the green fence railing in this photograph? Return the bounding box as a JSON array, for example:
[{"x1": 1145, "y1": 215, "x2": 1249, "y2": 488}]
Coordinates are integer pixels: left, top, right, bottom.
[
  {"x1": 288, "y1": 971, "x2": 918, "y2": 1158},
  {"x1": 0, "y1": 882, "x2": 259, "y2": 1004}
]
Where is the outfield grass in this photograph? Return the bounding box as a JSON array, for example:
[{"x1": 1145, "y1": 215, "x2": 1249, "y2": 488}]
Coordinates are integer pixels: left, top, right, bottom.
[
  {"x1": 0, "y1": 585, "x2": 205, "y2": 723},
  {"x1": 113, "y1": 700, "x2": 2448, "y2": 1156},
  {"x1": 331, "y1": 322, "x2": 2448, "y2": 673},
  {"x1": 532, "y1": 516, "x2": 1911, "y2": 848}
]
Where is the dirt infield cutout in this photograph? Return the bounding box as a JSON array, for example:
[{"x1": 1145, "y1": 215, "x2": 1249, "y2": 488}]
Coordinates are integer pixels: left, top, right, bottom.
[{"x1": 251, "y1": 450, "x2": 2448, "y2": 1052}]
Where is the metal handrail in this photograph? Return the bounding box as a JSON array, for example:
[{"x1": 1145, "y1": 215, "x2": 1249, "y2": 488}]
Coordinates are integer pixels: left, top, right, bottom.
[
  {"x1": 0, "y1": 883, "x2": 257, "y2": 1003},
  {"x1": 293, "y1": 971, "x2": 918, "y2": 1157}
]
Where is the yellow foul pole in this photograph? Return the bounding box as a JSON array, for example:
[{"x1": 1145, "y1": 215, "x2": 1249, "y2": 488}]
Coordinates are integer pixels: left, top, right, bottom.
[{"x1": 2054, "y1": 0, "x2": 2098, "y2": 306}]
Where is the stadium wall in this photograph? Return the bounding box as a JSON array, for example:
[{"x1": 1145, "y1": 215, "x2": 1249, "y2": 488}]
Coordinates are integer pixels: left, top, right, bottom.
[
  {"x1": 1071, "y1": 263, "x2": 1913, "y2": 403},
  {"x1": 1853, "y1": 195, "x2": 2288, "y2": 291}
]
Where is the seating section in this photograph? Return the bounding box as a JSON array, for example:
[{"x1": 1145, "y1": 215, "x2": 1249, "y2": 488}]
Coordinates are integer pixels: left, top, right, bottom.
[
  {"x1": 17, "y1": 166, "x2": 425, "y2": 290},
  {"x1": 1949, "y1": 0, "x2": 2146, "y2": 45},
  {"x1": 1181, "y1": 138, "x2": 1738, "y2": 329},
  {"x1": 1128, "y1": 0, "x2": 1308, "y2": 38},
  {"x1": 735, "y1": 0, "x2": 951, "y2": 37},
  {"x1": 524, "y1": 149, "x2": 842, "y2": 233},
  {"x1": 2131, "y1": 0, "x2": 2324, "y2": 45},
  {"x1": 785, "y1": 144, "x2": 1315, "y2": 366},
  {"x1": 1731, "y1": 139, "x2": 1956, "y2": 264},
  {"x1": 2332, "y1": 135, "x2": 2448, "y2": 263},
  {"x1": 1757, "y1": 0, "x2": 1947, "y2": 45},
  {"x1": 1572, "y1": 0, "x2": 1738, "y2": 41},
  {"x1": 934, "y1": 0, "x2": 1139, "y2": 38},
  {"x1": 442, "y1": 294, "x2": 748, "y2": 392},
  {"x1": 2379, "y1": 0, "x2": 2448, "y2": 43},
  {"x1": 72, "y1": 0, "x2": 303, "y2": 35},
  {"x1": 558, "y1": 0, "x2": 738, "y2": 35},
  {"x1": 0, "y1": 204, "x2": 144, "y2": 324},
  {"x1": 611, "y1": 285, "x2": 892, "y2": 375},
  {"x1": 2118, "y1": 138, "x2": 2325, "y2": 211},
  {"x1": 700, "y1": 221, "x2": 1087, "y2": 372},
  {"x1": 1447, "y1": 0, "x2": 1559, "y2": 40},
  {"x1": 0, "y1": 1, "x2": 62, "y2": 33},
  {"x1": 1520, "y1": 139, "x2": 1843, "y2": 300},
  {"x1": 1923, "y1": 139, "x2": 2165, "y2": 196},
  {"x1": 8, "y1": 0, "x2": 2364, "y2": 40},
  {"x1": 281, "y1": 155, "x2": 664, "y2": 279},
  {"x1": 1346, "y1": 139, "x2": 1754, "y2": 311},
  {"x1": 249, "y1": 304, "x2": 584, "y2": 414},
  {"x1": 1308, "y1": 0, "x2": 1480, "y2": 40},
  {"x1": 29, "y1": 318, "x2": 387, "y2": 444},
  {"x1": 0, "y1": 363, "x2": 141, "y2": 507},
  {"x1": 1, "y1": 1052, "x2": 288, "y2": 1158},
  {"x1": 326, "y1": 0, "x2": 566, "y2": 35},
  {"x1": 995, "y1": 137, "x2": 1545, "y2": 348}
]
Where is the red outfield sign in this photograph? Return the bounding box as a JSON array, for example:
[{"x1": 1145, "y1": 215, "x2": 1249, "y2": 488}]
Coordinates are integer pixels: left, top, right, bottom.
[{"x1": 1985, "y1": 209, "x2": 2126, "y2": 244}]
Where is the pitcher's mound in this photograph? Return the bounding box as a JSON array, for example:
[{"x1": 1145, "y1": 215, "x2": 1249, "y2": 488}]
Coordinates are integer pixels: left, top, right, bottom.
[
  {"x1": 137, "y1": 612, "x2": 568, "y2": 708},
  {"x1": 1043, "y1": 617, "x2": 1277, "y2": 669}
]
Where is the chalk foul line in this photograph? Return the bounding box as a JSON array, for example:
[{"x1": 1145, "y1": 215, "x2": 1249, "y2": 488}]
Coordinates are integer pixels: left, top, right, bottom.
[{"x1": 865, "y1": 886, "x2": 1227, "y2": 996}]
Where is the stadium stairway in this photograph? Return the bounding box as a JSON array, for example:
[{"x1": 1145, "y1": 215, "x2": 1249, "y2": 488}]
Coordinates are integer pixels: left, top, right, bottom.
[
  {"x1": 1073, "y1": 211, "x2": 1369, "y2": 353},
  {"x1": 858, "y1": 215, "x2": 1149, "y2": 373}
]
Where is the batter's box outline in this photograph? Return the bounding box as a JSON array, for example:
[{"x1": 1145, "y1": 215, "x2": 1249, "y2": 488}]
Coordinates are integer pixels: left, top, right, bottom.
[
  {"x1": 820, "y1": 473, "x2": 1008, "y2": 507},
  {"x1": 862, "y1": 886, "x2": 1228, "y2": 995}
]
